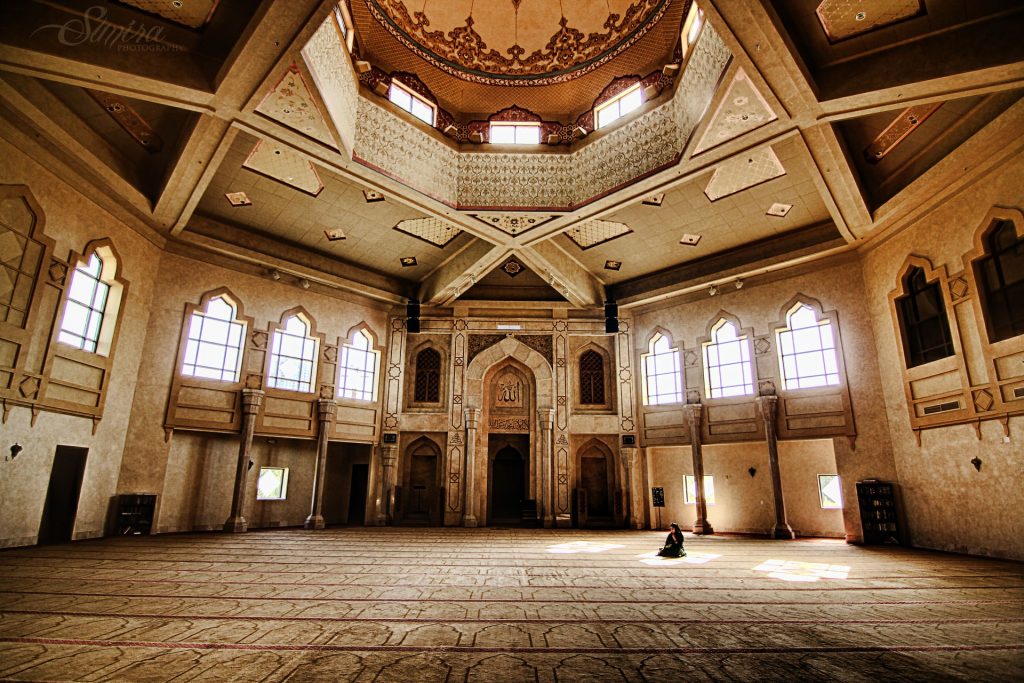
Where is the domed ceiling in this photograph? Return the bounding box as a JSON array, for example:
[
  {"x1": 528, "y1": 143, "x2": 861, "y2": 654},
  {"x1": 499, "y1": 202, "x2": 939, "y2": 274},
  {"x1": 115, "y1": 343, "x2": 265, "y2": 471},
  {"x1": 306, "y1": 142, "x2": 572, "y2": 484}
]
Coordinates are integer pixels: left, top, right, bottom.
[{"x1": 352, "y1": 0, "x2": 686, "y2": 119}]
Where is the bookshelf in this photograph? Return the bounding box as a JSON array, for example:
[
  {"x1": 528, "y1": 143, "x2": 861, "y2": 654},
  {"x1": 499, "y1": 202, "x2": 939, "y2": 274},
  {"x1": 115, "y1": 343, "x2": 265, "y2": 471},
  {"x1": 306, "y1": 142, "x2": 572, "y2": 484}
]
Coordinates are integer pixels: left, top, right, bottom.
[{"x1": 856, "y1": 480, "x2": 901, "y2": 545}]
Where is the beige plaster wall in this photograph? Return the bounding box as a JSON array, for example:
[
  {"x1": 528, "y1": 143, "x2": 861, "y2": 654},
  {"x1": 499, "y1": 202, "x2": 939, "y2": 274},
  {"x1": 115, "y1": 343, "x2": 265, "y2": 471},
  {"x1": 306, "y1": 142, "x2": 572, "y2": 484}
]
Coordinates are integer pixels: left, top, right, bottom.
[
  {"x1": 0, "y1": 132, "x2": 161, "y2": 548},
  {"x1": 859, "y1": 151, "x2": 1024, "y2": 560},
  {"x1": 633, "y1": 258, "x2": 900, "y2": 541},
  {"x1": 119, "y1": 250, "x2": 391, "y2": 535},
  {"x1": 646, "y1": 441, "x2": 844, "y2": 536}
]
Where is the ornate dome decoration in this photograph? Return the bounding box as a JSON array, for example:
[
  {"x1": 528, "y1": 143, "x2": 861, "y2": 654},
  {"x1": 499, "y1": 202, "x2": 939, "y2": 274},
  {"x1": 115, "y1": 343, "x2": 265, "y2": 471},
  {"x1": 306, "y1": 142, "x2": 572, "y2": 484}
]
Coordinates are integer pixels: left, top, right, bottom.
[{"x1": 364, "y1": 0, "x2": 674, "y2": 86}]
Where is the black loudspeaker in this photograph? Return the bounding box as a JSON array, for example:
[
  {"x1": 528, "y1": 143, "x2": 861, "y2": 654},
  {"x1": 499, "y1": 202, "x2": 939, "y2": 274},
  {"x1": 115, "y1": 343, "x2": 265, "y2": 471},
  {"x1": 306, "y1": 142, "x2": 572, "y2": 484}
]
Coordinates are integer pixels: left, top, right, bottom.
[
  {"x1": 406, "y1": 301, "x2": 420, "y2": 333},
  {"x1": 604, "y1": 301, "x2": 619, "y2": 334}
]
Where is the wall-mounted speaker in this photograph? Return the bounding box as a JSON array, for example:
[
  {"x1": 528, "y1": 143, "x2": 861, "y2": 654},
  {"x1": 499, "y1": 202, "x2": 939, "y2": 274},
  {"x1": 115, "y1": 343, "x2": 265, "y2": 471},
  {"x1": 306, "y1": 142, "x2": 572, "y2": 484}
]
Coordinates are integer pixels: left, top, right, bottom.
[
  {"x1": 604, "y1": 301, "x2": 619, "y2": 334},
  {"x1": 622, "y1": 434, "x2": 636, "y2": 446},
  {"x1": 406, "y1": 301, "x2": 420, "y2": 333}
]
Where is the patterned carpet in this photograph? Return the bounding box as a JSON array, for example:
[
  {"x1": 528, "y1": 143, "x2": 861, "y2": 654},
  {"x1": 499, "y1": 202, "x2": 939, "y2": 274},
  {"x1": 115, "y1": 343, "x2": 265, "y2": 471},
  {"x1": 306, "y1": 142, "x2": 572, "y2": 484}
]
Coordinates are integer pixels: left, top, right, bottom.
[{"x1": 0, "y1": 528, "x2": 1021, "y2": 682}]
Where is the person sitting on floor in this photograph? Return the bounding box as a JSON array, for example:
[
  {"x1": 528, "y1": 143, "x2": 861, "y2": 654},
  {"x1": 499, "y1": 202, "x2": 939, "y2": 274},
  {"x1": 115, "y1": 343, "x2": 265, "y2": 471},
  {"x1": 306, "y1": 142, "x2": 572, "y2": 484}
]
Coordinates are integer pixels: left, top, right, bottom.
[{"x1": 657, "y1": 522, "x2": 686, "y2": 557}]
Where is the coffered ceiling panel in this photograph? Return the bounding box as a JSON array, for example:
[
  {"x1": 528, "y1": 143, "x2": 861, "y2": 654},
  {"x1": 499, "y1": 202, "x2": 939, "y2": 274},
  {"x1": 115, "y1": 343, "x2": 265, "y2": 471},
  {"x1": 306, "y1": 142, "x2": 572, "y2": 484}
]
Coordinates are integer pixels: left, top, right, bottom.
[
  {"x1": 693, "y1": 68, "x2": 777, "y2": 155},
  {"x1": 243, "y1": 140, "x2": 324, "y2": 196},
  {"x1": 194, "y1": 133, "x2": 475, "y2": 280},
  {"x1": 256, "y1": 67, "x2": 336, "y2": 147},
  {"x1": 116, "y1": 0, "x2": 219, "y2": 28},
  {"x1": 563, "y1": 136, "x2": 829, "y2": 283}
]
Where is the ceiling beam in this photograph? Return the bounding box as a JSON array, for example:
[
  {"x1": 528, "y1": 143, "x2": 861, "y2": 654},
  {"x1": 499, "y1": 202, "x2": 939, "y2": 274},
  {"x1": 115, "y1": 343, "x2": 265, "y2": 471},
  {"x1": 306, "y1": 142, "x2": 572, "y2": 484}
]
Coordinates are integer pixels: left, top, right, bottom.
[{"x1": 417, "y1": 240, "x2": 508, "y2": 306}]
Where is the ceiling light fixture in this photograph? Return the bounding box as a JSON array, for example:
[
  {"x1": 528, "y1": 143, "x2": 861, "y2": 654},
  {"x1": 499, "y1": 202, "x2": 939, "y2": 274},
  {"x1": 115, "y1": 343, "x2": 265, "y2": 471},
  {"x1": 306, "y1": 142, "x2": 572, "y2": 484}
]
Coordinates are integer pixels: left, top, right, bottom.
[
  {"x1": 734, "y1": 279, "x2": 744, "y2": 290},
  {"x1": 299, "y1": 278, "x2": 310, "y2": 290},
  {"x1": 270, "y1": 269, "x2": 282, "y2": 281},
  {"x1": 708, "y1": 284, "x2": 718, "y2": 296}
]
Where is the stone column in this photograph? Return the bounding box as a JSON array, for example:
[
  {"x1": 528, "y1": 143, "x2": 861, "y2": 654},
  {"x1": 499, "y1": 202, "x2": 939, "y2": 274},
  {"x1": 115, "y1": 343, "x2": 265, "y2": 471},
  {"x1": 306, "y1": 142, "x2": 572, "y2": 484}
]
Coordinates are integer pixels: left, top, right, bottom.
[
  {"x1": 757, "y1": 394, "x2": 795, "y2": 539},
  {"x1": 224, "y1": 388, "x2": 265, "y2": 533},
  {"x1": 375, "y1": 443, "x2": 398, "y2": 525},
  {"x1": 463, "y1": 408, "x2": 481, "y2": 527},
  {"x1": 684, "y1": 403, "x2": 714, "y2": 535},
  {"x1": 305, "y1": 398, "x2": 336, "y2": 530},
  {"x1": 620, "y1": 446, "x2": 642, "y2": 529},
  {"x1": 538, "y1": 408, "x2": 555, "y2": 526}
]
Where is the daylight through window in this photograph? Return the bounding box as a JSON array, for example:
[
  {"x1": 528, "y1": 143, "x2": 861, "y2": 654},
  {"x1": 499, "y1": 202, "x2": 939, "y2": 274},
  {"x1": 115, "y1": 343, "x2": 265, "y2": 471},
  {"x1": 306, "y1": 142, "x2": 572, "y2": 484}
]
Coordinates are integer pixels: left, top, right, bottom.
[
  {"x1": 818, "y1": 474, "x2": 842, "y2": 509},
  {"x1": 267, "y1": 315, "x2": 318, "y2": 393},
  {"x1": 257, "y1": 467, "x2": 289, "y2": 500},
  {"x1": 595, "y1": 83, "x2": 643, "y2": 129},
  {"x1": 58, "y1": 253, "x2": 110, "y2": 354},
  {"x1": 181, "y1": 296, "x2": 246, "y2": 382},
  {"x1": 490, "y1": 122, "x2": 541, "y2": 145},
  {"x1": 389, "y1": 80, "x2": 435, "y2": 125},
  {"x1": 642, "y1": 333, "x2": 683, "y2": 405},
  {"x1": 684, "y1": 475, "x2": 715, "y2": 505},
  {"x1": 703, "y1": 319, "x2": 754, "y2": 398},
  {"x1": 339, "y1": 329, "x2": 379, "y2": 401},
  {"x1": 777, "y1": 304, "x2": 840, "y2": 389}
]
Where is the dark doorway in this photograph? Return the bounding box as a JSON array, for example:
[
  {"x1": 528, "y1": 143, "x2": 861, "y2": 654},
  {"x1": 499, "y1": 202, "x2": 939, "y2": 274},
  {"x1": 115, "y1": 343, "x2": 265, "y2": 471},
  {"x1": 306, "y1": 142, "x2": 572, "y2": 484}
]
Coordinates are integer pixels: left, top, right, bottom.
[
  {"x1": 488, "y1": 434, "x2": 528, "y2": 525},
  {"x1": 348, "y1": 463, "x2": 369, "y2": 525},
  {"x1": 581, "y1": 453, "x2": 612, "y2": 525},
  {"x1": 38, "y1": 446, "x2": 87, "y2": 545},
  {"x1": 405, "y1": 452, "x2": 439, "y2": 525}
]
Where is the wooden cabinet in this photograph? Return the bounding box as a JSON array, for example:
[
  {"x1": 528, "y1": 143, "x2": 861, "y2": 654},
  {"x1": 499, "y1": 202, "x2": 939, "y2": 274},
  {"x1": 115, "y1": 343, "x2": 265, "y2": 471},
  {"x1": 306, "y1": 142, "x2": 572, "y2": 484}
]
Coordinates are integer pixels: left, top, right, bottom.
[{"x1": 856, "y1": 481, "x2": 901, "y2": 545}]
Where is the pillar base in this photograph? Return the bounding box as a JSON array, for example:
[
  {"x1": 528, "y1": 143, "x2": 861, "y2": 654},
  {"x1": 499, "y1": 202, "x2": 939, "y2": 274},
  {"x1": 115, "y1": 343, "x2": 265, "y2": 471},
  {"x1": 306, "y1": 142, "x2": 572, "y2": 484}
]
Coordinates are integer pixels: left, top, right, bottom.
[
  {"x1": 223, "y1": 517, "x2": 247, "y2": 533},
  {"x1": 463, "y1": 514, "x2": 478, "y2": 528},
  {"x1": 771, "y1": 524, "x2": 795, "y2": 539},
  {"x1": 692, "y1": 519, "x2": 714, "y2": 535},
  {"x1": 304, "y1": 515, "x2": 325, "y2": 530},
  {"x1": 555, "y1": 514, "x2": 572, "y2": 528}
]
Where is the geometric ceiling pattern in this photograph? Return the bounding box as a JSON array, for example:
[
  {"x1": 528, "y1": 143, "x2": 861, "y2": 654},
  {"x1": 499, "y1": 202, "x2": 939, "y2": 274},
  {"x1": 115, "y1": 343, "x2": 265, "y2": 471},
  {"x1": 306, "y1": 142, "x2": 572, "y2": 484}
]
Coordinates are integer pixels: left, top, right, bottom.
[
  {"x1": 566, "y1": 219, "x2": 632, "y2": 249},
  {"x1": 704, "y1": 146, "x2": 786, "y2": 201},
  {"x1": 469, "y1": 213, "x2": 559, "y2": 236},
  {"x1": 693, "y1": 68, "x2": 777, "y2": 154},
  {"x1": 243, "y1": 140, "x2": 324, "y2": 196},
  {"x1": 815, "y1": 0, "x2": 924, "y2": 42},
  {"x1": 115, "y1": 0, "x2": 219, "y2": 28},
  {"x1": 255, "y1": 67, "x2": 335, "y2": 147},
  {"x1": 393, "y1": 217, "x2": 463, "y2": 247}
]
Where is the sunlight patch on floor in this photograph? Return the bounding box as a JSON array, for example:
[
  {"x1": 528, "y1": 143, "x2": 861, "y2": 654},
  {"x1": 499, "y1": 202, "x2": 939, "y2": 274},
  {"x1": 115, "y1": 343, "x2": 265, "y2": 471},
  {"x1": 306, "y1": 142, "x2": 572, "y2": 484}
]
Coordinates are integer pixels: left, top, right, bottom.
[
  {"x1": 636, "y1": 551, "x2": 722, "y2": 566},
  {"x1": 753, "y1": 558, "x2": 851, "y2": 582}
]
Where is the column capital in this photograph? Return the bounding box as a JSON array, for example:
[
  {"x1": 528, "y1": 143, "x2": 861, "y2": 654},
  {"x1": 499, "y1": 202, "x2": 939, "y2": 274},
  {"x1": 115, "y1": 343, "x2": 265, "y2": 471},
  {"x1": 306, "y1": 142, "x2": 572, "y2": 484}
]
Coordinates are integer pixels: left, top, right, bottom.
[
  {"x1": 381, "y1": 445, "x2": 398, "y2": 469},
  {"x1": 683, "y1": 402, "x2": 703, "y2": 428},
  {"x1": 756, "y1": 394, "x2": 779, "y2": 423},
  {"x1": 317, "y1": 398, "x2": 337, "y2": 421},
  {"x1": 538, "y1": 408, "x2": 555, "y2": 429},
  {"x1": 621, "y1": 445, "x2": 637, "y2": 468},
  {"x1": 240, "y1": 388, "x2": 265, "y2": 413},
  {"x1": 465, "y1": 407, "x2": 481, "y2": 429}
]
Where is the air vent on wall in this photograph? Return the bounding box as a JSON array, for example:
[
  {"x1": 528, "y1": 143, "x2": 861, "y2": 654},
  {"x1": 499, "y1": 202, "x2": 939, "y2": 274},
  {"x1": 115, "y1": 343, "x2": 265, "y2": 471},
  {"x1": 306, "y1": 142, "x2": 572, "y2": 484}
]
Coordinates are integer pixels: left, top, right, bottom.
[
  {"x1": 923, "y1": 400, "x2": 961, "y2": 415},
  {"x1": 1014, "y1": 387, "x2": 1024, "y2": 399}
]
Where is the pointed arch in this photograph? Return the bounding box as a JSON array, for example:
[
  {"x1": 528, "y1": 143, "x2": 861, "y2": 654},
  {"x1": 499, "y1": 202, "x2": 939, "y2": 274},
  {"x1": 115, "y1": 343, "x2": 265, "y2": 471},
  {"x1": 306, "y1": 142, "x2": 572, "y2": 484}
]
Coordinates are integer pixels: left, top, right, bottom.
[
  {"x1": 574, "y1": 341, "x2": 613, "y2": 410},
  {"x1": 888, "y1": 255, "x2": 956, "y2": 368},
  {"x1": 641, "y1": 327, "x2": 683, "y2": 405},
  {"x1": 773, "y1": 295, "x2": 841, "y2": 390},
  {"x1": 56, "y1": 238, "x2": 128, "y2": 357},
  {"x1": 466, "y1": 336, "x2": 553, "y2": 410},
  {"x1": 177, "y1": 287, "x2": 252, "y2": 384},
  {"x1": 966, "y1": 207, "x2": 1024, "y2": 343},
  {"x1": 266, "y1": 306, "x2": 323, "y2": 393},
  {"x1": 338, "y1": 321, "x2": 382, "y2": 402},
  {"x1": 699, "y1": 310, "x2": 755, "y2": 399}
]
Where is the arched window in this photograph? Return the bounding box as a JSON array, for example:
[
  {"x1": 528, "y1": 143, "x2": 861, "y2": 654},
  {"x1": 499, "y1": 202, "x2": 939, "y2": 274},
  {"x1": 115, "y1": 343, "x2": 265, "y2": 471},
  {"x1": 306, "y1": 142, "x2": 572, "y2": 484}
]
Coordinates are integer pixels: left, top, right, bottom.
[
  {"x1": 181, "y1": 295, "x2": 246, "y2": 382},
  {"x1": 58, "y1": 251, "x2": 120, "y2": 355},
  {"x1": 776, "y1": 304, "x2": 840, "y2": 390},
  {"x1": 579, "y1": 349, "x2": 605, "y2": 404},
  {"x1": 642, "y1": 333, "x2": 683, "y2": 405},
  {"x1": 338, "y1": 328, "x2": 379, "y2": 401},
  {"x1": 976, "y1": 220, "x2": 1024, "y2": 342},
  {"x1": 895, "y1": 266, "x2": 954, "y2": 367},
  {"x1": 703, "y1": 319, "x2": 753, "y2": 398},
  {"x1": 268, "y1": 314, "x2": 318, "y2": 392},
  {"x1": 414, "y1": 347, "x2": 441, "y2": 403}
]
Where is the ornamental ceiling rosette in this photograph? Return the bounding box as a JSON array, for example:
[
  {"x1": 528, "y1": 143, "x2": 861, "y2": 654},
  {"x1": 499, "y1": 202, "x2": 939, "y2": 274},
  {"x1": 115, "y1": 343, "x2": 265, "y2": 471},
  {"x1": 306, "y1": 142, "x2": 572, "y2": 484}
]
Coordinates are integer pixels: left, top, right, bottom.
[{"x1": 364, "y1": 0, "x2": 673, "y2": 86}]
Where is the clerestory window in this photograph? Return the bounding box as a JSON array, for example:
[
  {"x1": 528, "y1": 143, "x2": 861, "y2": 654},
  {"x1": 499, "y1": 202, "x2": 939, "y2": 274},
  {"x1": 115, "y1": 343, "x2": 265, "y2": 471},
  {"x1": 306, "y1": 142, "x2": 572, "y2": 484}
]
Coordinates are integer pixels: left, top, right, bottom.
[
  {"x1": 181, "y1": 295, "x2": 246, "y2": 382},
  {"x1": 389, "y1": 80, "x2": 435, "y2": 125},
  {"x1": 595, "y1": 83, "x2": 643, "y2": 129},
  {"x1": 703, "y1": 319, "x2": 754, "y2": 398},
  {"x1": 489, "y1": 122, "x2": 541, "y2": 145},
  {"x1": 976, "y1": 220, "x2": 1024, "y2": 343},
  {"x1": 338, "y1": 328, "x2": 379, "y2": 401},
  {"x1": 267, "y1": 314, "x2": 319, "y2": 393},
  {"x1": 895, "y1": 266, "x2": 954, "y2": 368},
  {"x1": 776, "y1": 303, "x2": 840, "y2": 390},
  {"x1": 58, "y1": 250, "x2": 121, "y2": 355},
  {"x1": 642, "y1": 333, "x2": 683, "y2": 405}
]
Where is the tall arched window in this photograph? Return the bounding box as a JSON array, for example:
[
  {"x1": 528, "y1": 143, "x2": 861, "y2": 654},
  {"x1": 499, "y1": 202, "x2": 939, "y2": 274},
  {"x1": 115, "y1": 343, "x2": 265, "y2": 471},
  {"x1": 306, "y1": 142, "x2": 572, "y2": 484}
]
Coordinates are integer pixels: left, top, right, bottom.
[
  {"x1": 642, "y1": 333, "x2": 683, "y2": 405},
  {"x1": 181, "y1": 295, "x2": 246, "y2": 382},
  {"x1": 58, "y1": 250, "x2": 121, "y2": 355},
  {"x1": 896, "y1": 266, "x2": 954, "y2": 367},
  {"x1": 267, "y1": 314, "x2": 319, "y2": 393},
  {"x1": 339, "y1": 328, "x2": 379, "y2": 401},
  {"x1": 976, "y1": 220, "x2": 1024, "y2": 342},
  {"x1": 703, "y1": 319, "x2": 753, "y2": 398},
  {"x1": 777, "y1": 304, "x2": 840, "y2": 390},
  {"x1": 414, "y1": 347, "x2": 441, "y2": 403},
  {"x1": 579, "y1": 349, "x2": 605, "y2": 405}
]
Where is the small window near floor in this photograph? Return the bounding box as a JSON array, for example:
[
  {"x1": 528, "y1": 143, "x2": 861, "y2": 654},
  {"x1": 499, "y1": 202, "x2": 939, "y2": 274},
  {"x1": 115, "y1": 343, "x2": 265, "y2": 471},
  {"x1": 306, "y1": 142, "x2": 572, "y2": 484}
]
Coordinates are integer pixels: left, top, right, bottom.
[
  {"x1": 818, "y1": 474, "x2": 842, "y2": 509},
  {"x1": 257, "y1": 467, "x2": 289, "y2": 500},
  {"x1": 683, "y1": 474, "x2": 715, "y2": 504}
]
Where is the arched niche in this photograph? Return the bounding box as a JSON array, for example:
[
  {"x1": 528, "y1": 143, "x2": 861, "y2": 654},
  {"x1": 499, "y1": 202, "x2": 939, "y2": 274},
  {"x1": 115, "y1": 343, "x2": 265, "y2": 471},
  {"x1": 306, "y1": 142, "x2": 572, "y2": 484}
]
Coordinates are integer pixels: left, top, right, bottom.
[
  {"x1": 399, "y1": 435, "x2": 443, "y2": 525},
  {"x1": 575, "y1": 438, "x2": 617, "y2": 527}
]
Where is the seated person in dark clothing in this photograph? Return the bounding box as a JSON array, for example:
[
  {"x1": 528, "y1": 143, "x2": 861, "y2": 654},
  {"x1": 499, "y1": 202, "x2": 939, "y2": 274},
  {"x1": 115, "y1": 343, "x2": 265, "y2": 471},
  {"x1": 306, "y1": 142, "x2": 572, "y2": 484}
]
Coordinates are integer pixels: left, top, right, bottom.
[{"x1": 657, "y1": 522, "x2": 686, "y2": 557}]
